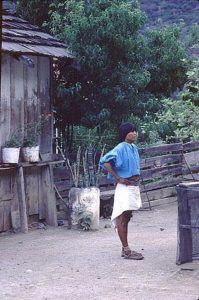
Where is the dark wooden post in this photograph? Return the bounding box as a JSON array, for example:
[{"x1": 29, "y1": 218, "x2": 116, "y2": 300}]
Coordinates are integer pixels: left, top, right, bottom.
[
  {"x1": 16, "y1": 166, "x2": 28, "y2": 233},
  {"x1": 42, "y1": 164, "x2": 57, "y2": 226},
  {"x1": 176, "y1": 184, "x2": 194, "y2": 264},
  {"x1": 0, "y1": 0, "x2": 2, "y2": 99}
]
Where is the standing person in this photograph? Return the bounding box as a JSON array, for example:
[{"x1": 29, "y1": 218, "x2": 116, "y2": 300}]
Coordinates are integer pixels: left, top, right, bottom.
[{"x1": 100, "y1": 122, "x2": 144, "y2": 260}]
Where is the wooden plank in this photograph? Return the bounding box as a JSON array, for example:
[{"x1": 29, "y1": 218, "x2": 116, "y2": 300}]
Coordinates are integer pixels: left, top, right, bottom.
[
  {"x1": 42, "y1": 165, "x2": 57, "y2": 226},
  {"x1": 20, "y1": 161, "x2": 64, "y2": 168},
  {"x1": 140, "y1": 153, "x2": 182, "y2": 169},
  {"x1": 16, "y1": 166, "x2": 28, "y2": 233},
  {"x1": 11, "y1": 210, "x2": 20, "y2": 231},
  {"x1": 24, "y1": 56, "x2": 39, "y2": 156},
  {"x1": 142, "y1": 196, "x2": 177, "y2": 208},
  {"x1": 24, "y1": 167, "x2": 39, "y2": 215},
  {"x1": 38, "y1": 168, "x2": 46, "y2": 220},
  {"x1": 141, "y1": 186, "x2": 176, "y2": 202},
  {"x1": 183, "y1": 165, "x2": 199, "y2": 175},
  {"x1": 139, "y1": 143, "x2": 183, "y2": 156},
  {"x1": 0, "y1": 167, "x2": 16, "y2": 170},
  {"x1": 0, "y1": 203, "x2": 4, "y2": 232},
  {"x1": 3, "y1": 200, "x2": 12, "y2": 231},
  {"x1": 190, "y1": 197, "x2": 199, "y2": 259},
  {"x1": 140, "y1": 178, "x2": 182, "y2": 192},
  {"x1": 38, "y1": 56, "x2": 52, "y2": 154},
  {"x1": 56, "y1": 190, "x2": 69, "y2": 198},
  {"x1": 178, "y1": 181, "x2": 199, "y2": 188},
  {"x1": 176, "y1": 185, "x2": 192, "y2": 264},
  {"x1": 100, "y1": 190, "x2": 115, "y2": 197},
  {"x1": 141, "y1": 164, "x2": 183, "y2": 180},
  {"x1": 183, "y1": 150, "x2": 199, "y2": 166},
  {"x1": 26, "y1": 55, "x2": 38, "y2": 123},
  {"x1": 182, "y1": 174, "x2": 199, "y2": 181},
  {"x1": 0, "y1": 53, "x2": 11, "y2": 148},
  {"x1": 183, "y1": 141, "x2": 199, "y2": 152},
  {"x1": 0, "y1": 193, "x2": 14, "y2": 202},
  {"x1": 11, "y1": 170, "x2": 20, "y2": 230},
  {"x1": 54, "y1": 180, "x2": 71, "y2": 192},
  {"x1": 10, "y1": 55, "x2": 24, "y2": 134},
  {"x1": 53, "y1": 167, "x2": 70, "y2": 179}
]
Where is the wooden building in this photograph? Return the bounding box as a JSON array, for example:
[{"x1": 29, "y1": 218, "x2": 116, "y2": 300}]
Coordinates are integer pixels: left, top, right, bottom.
[{"x1": 0, "y1": 2, "x2": 72, "y2": 233}]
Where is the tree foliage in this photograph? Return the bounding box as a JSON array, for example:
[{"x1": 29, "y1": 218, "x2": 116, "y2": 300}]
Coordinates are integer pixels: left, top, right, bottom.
[
  {"x1": 144, "y1": 25, "x2": 187, "y2": 96},
  {"x1": 153, "y1": 59, "x2": 199, "y2": 143},
  {"x1": 48, "y1": 0, "x2": 150, "y2": 129},
  {"x1": 16, "y1": 0, "x2": 52, "y2": 27},
  {"x1": 16, "y1": 0, "x2": 189, "y2": 149}
]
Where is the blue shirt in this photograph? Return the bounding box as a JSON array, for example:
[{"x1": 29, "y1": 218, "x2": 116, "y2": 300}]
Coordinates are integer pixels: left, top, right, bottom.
[{"x1": 100, "y1": 142, "x2": 140, "y2": 180}]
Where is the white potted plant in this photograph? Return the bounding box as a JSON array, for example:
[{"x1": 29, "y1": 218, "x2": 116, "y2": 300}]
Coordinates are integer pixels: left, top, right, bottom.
[
  {"x1": 2, "y1": 133, "x2": 22, "y2": 164},
  {"x1": 22, "y1": 133, "x2": 40, "y2": 163},
  {"x1": 66, "y1": 145, "x2": 105, "y2": 231},
  {"x1": 22, "y1": 114, "x2": 51, "y2": 162}
]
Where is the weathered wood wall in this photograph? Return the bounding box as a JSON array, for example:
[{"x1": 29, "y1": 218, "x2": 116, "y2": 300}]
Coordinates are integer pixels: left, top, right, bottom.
[
  {"x1": 0, "y1": 53, "x2": 52, "y2": 157},
  {"x1": 0, "y1": 163, "x2": 57, "y2": 233},
  {"x1": 0, "y1": 168, "x2": 19, "y2": 232}
]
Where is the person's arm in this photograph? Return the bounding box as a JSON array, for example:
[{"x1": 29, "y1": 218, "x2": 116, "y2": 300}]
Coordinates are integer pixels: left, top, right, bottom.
[{"x1": 103, "y1": 162, "x2": 130, "y2": 185}]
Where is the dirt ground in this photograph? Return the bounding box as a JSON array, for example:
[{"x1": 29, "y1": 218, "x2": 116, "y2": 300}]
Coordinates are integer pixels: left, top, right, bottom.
[{"x1": 0, "y1": 202, "x2": 199, "y2": 300}]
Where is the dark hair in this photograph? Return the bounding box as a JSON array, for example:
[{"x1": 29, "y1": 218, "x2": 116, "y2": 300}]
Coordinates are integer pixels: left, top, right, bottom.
[{"x1": 119, "y1": 122, "x2": 137, "y2": 142}]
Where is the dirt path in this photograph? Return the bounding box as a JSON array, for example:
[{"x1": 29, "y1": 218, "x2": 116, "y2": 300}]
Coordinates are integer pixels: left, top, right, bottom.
[{"x1": 0, "y1": 202, "x2": 199, "y2": 300}]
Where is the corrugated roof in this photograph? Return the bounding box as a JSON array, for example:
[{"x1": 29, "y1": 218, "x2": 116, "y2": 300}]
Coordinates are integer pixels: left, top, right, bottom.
[{"x1": 2, "y1": 10, "x2": 73, "y2": 58}]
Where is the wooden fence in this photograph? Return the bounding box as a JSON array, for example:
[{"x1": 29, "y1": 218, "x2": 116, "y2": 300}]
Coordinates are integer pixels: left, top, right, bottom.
[
  {"x1": 54, "y1": 141, "x2": 199, "y2": 218},
  {"x1": 139, "y1": 141, "x2": 199, "y2": 208}
]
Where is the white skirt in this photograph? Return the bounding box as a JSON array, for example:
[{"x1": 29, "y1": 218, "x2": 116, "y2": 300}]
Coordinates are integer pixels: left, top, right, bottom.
[{"x1": 111, "y1": 183, "x2": 142, "y2": 227}]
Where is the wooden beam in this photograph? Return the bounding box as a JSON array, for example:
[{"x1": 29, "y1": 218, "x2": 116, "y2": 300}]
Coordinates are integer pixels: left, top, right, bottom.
[
  {"x1": 141, "y1": 164, "x2": 183, "y2": 180},
  {"x1": 141, "y1": 153, "x2": 183, "y2": 169},
  {"x1": 140, "y1": 178, "x2": 181, "y2": 192},
  {"x1": 16, "y1": 166, "x2": 28, "y2": 233},
  {"x1": 176, "y1": 185, "x2": 192, "y2": 265},
  {"x1": 139, "y1": 143, "x2": 183, "y2": 156},
  {"x1": 42, "y1": 164, "x2": 57, "y2": 226},
  {"x1": 183, "y1": 141, "x2": 199, "y2": 152}
]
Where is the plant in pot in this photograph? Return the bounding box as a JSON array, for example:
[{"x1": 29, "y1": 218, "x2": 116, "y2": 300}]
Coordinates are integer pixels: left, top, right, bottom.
[
  {"x1": 2, "y1": 133, "x2": 23, "y2": 164},
  {"x1": 22, "y1": 114, "x2": 51, "y2": 162},
  {"x1": 64, "y1": 144, "x2": 106, "y2": 231},
  {"x1": 22, "y1": 132, "x2": 40, "y2": 163}
]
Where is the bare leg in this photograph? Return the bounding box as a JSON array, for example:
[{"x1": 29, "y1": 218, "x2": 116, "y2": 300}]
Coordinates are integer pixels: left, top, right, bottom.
[
  {"x1": 116, "y1": 210, "x2": 132, "y2": 247},
  {"x1": 116, "y1": 210, "x2": 144, "y2": 260}
]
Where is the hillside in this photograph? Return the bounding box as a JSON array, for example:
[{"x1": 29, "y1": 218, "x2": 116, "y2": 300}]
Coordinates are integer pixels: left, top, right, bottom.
[{"x1": 139, "y1": 0, "x2": 199, "y2": 30}]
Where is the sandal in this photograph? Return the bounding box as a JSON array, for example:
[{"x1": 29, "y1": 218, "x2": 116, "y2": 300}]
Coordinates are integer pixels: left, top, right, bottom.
[{"x1": 121, "y1": 247, "x2": 144, "y2": 260}]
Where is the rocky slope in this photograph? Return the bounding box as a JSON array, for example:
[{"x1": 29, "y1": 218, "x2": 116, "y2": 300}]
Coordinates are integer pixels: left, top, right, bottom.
[{"x1": 139, "y1": 0, "x2": 199, "y2": 30}]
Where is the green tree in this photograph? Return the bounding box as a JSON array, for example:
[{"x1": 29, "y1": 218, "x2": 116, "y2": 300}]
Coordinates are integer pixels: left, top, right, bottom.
[
  {"x1": 144, "y1": 25, "x2": 187, "y2": 96},
  {"x1": 154, "y1": 59, "x2": 199, "y2": 143},
  {"x1": 16, "y1": 0, "x2": 52, "y2": 27},
  {"x1": 48, "y1": 0, "x2": 150, "y2": 130},
  {"x1": 16, "y1": 0, "x2": 188, "y2": 149}
]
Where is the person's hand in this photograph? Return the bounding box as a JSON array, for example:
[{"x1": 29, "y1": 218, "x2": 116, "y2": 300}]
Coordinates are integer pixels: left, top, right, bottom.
[{"x1": 116, "y1": 177, "x2": 130, "y2": 185}]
